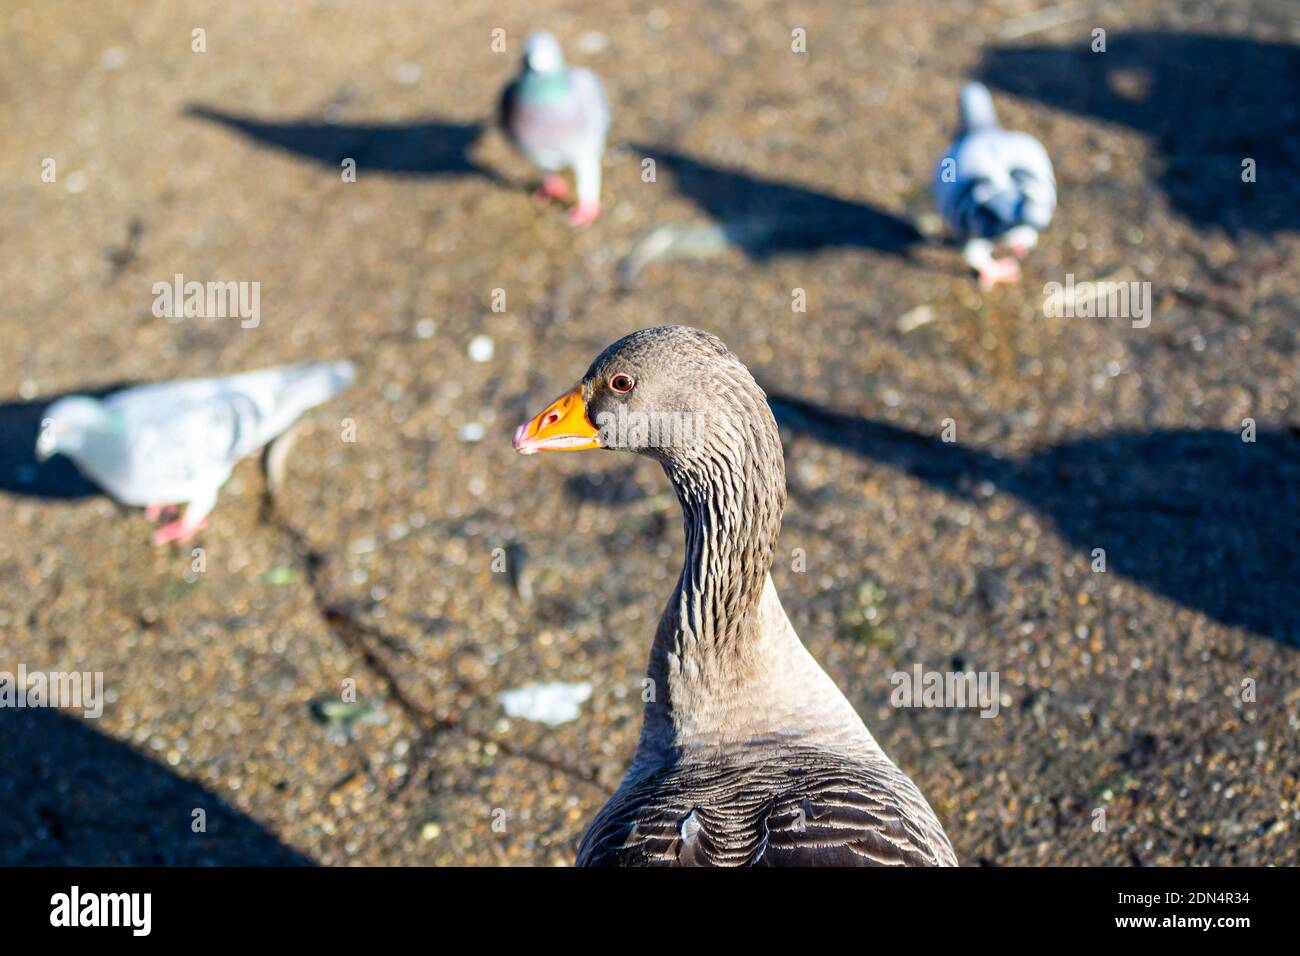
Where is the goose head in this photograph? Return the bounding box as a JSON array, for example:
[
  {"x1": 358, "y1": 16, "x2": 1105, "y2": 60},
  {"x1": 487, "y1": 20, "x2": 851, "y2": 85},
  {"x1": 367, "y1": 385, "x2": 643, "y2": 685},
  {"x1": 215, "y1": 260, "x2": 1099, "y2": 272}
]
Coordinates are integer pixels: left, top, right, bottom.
[
  {"x1": 512, "y1": 325, "x2": 781, "y2": 482},
  {"x1": 514, "y1": 325, "x2": 788, "y2": 654}
]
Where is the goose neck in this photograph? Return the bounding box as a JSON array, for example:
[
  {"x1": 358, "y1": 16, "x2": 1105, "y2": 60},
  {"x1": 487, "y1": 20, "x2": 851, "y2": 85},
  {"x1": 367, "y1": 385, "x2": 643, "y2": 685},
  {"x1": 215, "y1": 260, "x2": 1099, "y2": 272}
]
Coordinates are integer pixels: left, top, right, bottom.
[{"x1": 637, "y1": 407, "x2": 789, "y2": 748}]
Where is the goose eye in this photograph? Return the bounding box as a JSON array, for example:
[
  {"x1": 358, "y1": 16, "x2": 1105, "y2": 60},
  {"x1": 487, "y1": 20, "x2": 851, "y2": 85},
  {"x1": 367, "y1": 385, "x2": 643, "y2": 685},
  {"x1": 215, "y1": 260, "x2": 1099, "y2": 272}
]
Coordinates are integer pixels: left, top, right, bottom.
[{"x1": 609, "y1": 374, "x2": 635, "y2": 394}]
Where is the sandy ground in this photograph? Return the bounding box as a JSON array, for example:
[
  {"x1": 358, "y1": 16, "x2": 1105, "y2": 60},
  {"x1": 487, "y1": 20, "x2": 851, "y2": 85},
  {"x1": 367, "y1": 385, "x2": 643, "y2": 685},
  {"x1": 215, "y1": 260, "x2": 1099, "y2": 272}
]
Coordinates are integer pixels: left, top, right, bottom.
[{"x1": 1, "y1": 0, "x2": 1297, "y2": 866}]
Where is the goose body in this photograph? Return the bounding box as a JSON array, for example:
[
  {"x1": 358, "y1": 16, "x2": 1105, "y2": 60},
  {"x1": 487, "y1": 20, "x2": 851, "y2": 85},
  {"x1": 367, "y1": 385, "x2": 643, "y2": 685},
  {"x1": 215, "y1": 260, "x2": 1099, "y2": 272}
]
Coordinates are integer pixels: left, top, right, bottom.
[{"x1": 514, "y1": 326, "x2": 956, "y2": 867}]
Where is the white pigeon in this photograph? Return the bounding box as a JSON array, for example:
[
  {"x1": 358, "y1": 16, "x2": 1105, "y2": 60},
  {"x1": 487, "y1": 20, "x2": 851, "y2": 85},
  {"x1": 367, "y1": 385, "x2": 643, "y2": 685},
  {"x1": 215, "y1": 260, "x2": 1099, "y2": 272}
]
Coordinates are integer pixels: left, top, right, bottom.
[
  {"x1": 933, "y1": 82, "x2": 1056, "y2": 288},
  {"x1": 35, "y1": 361, "x2": 355, "y2": 544},
  {"x1": 499, "y1": 31, "x2": 610, "y2": 227}
]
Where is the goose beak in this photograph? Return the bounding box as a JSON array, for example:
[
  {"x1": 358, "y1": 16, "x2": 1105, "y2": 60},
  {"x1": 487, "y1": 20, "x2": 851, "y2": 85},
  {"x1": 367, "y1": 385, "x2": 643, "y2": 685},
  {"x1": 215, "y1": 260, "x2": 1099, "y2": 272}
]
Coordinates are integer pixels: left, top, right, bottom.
[{"x1": 513, "y1": 386, "x2": 601, "y2": 455}]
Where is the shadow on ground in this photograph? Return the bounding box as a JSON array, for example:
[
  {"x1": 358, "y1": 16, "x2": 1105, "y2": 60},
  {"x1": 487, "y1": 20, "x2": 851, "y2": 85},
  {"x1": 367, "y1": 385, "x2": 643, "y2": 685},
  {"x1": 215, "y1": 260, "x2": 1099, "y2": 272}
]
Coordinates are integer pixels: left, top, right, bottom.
[
  {"x1": 0, "y1": 707, "x2": 311, "y2": 864},
  {"x1": 632, "y1": 143, "x2": 922, "y2": 259},
  {"x1": 769, "y1": 394, "x2": 1300, "y2": 647},
  {"x1": 977, "y1": 31, "x2": 1300, "y2": 235},
  {"x1": 186, "y1": 105, "x2": 505, "y2": 182},
  {"x1": 0, "y1": 390, "x2": 134, "y2": 500},
  {"x1": 563, "y1": 464, "x2": 651, "y2": 507}
]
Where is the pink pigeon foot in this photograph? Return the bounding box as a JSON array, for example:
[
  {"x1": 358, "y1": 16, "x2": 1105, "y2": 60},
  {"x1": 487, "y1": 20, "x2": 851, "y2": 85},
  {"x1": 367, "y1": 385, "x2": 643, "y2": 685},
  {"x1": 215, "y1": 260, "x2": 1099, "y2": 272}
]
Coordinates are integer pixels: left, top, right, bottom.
[
  {"x1": 567, "y1": 200, "x2": 601, "y2": 227},
  {"x1": 1010, "y1": 243, "x2": 1030, "y2": 259},
  {"x1": 152, "y1": 516, "x2": 208, "y2": 546},
  {"x1": 533, "y1": 175, "x2": 571, "y2": 206},
  {"x1": 978, "y1": 256, "x2": 1022, "y2": 289},
  {"x1": 144, "y1": 504, "x2": 168, "y2": 520}
]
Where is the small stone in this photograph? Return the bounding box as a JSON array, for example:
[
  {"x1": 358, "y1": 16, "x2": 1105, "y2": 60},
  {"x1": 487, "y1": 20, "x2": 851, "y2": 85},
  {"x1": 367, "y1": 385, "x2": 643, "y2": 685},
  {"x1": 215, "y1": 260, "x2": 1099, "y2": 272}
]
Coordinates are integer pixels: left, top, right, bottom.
[
  {"x1": 976, "y1": 568, "x2": 1009, "y2": 613},
  {"x1": 576, "y1": 31, "x2": 608, "y2": 54},
  {"x1": 392, "y1": 62, "x2": 421, "y2": 85},
  {"x1": 468, "y1": 335, "x2": 494, "y2": 363},
  {"x1": 897, "y1": 305, "x2": 935, "y2": 334},
  {"x1": 916, "y1": 213, "x2": 943, "y2": 237}
]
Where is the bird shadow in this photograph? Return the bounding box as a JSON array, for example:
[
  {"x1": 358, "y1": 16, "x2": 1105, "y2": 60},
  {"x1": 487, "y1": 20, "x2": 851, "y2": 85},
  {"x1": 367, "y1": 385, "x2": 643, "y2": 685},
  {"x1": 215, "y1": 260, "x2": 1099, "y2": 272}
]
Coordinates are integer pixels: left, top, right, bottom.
[
  {"x1": 632, "y1": 143, "x2": 922, "y2": 259},
  {"x1": 769, "y1": 393, "x2": 1300, "y2": 647},
  {"x1": 0, "y1": 387, "x2": 134, "y2": 500},
  {"x1": 185, "y1": 105, "x2": 506, "y2": 183},
  {"x1": 0, "y1": 706, "x2": 312, "y2": 864},
  {"x1": 976, "y1": 31, "x2": 1300, "y2": 235},
  {"x1": 563, "y1": 464, "x2": 650, "y2": 507}
]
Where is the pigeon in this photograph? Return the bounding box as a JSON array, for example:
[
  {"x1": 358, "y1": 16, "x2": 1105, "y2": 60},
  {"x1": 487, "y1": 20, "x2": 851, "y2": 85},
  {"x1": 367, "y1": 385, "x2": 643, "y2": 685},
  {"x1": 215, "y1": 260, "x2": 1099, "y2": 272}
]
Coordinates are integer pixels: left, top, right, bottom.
[
  {"x1": 35, "y1": 361, "x2": 355, "y2": 544},
  {"x1": 499, "y1": 31, "x2": 610, "y2": 226},
  {"x1": 933, "y1": 81, "x2": 1056, "y2": 288}
]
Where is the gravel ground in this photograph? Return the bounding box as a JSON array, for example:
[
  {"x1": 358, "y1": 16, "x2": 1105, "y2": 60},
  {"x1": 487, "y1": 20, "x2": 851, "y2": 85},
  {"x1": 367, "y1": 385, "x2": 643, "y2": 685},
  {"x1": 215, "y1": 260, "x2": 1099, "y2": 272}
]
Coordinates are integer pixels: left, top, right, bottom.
[{"x1": 1, "y1": 0, "x2": 1297, "y2": 866}]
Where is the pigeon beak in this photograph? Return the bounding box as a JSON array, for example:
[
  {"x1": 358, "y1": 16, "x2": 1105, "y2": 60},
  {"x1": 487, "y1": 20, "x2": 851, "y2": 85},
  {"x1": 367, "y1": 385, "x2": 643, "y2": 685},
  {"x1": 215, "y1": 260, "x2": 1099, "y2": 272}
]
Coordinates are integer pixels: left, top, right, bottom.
[{"x1": 513, "y1": 386, "x2": 601, "y2": 455}]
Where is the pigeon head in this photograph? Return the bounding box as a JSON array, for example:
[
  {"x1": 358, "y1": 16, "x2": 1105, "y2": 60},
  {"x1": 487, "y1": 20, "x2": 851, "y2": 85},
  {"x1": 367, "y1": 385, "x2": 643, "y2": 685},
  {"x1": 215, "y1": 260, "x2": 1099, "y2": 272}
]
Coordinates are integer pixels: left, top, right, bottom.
[
  {"x1": 971, "y1": 183, "x2": 1020, "y2": 231},
  {"x1": 35, "y1": 396, "x2": 108, "y2": 462},
  {"x1": 523, "y1": 31, "x2": 566, "y2": 74},
  {"x1": 969, "y1": 182, "x2": 1050, "y2": 240},
  {"x1": 512, "y1": 326, "x2": 779, "y2": 476}
]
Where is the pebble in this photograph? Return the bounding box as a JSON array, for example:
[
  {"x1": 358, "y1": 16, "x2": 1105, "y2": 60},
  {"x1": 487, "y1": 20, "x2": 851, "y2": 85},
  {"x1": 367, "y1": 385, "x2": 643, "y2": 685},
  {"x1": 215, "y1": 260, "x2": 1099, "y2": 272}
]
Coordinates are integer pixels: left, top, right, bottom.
[
  {"x1": 391, "y1": 62, "x2": 422, "y2": 84},
  {"x1": 576, "y1": 31, "x2": 608, "y2": 54}
]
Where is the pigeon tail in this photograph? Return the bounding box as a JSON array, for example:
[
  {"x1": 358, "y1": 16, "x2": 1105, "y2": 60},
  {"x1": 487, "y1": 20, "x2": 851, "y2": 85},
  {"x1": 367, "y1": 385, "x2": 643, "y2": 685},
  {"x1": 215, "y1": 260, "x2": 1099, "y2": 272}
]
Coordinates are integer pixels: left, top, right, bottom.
[
  {"x1": 256, "y1": 360, "x2": 355, "y2": 444},
  {"x1": 959, "y1": 82, "x2": 999, "y2": 131},
  {"x1": 277, "y1": 361, "x2": 355, "y2": 414}
]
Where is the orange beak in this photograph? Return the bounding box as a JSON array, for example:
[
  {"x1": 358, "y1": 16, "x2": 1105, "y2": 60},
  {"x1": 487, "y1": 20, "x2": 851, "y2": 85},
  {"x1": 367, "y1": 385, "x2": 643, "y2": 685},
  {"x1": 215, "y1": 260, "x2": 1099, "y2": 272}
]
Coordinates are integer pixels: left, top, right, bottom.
[{"x1": 513, "y1": 386, "x2": 601, "y2": 455}]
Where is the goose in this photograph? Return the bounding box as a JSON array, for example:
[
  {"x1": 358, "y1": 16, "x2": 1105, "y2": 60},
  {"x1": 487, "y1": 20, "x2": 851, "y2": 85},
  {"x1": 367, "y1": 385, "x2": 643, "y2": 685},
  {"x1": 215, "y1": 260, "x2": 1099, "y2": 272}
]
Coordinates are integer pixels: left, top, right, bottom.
[{"x1": 513, "y1": 326, "x2": 957, "y2": 866}]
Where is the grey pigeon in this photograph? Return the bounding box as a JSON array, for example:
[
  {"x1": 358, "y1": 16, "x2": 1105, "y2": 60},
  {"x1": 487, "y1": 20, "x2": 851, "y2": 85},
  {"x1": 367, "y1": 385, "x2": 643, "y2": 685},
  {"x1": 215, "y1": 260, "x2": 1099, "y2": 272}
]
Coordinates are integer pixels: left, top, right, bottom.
[
  {"x1": 35, "y1": 361, "x2": 355, "y2": 543},
  {"x1": 499, "y1": 31, "x2": 610, "y2": 226},
  {"x1": 933, "y1": 82, "x2": 1056, "y2": 288}
]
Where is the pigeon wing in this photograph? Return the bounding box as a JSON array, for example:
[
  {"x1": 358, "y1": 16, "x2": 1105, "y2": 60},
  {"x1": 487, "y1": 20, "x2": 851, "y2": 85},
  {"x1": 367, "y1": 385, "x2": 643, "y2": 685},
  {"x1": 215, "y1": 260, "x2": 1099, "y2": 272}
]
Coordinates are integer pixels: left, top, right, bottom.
[{"x1": 99, "y1": 361, "x2": 354, "y2": 504}]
